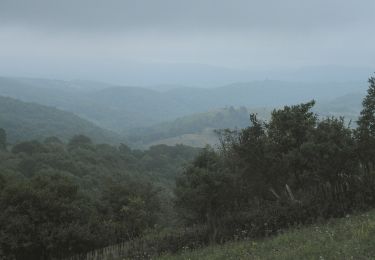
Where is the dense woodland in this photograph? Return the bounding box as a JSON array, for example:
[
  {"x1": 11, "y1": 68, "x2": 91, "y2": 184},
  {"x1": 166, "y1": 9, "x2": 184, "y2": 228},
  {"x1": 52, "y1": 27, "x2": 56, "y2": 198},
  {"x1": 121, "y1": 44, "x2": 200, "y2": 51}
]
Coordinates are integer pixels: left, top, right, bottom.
[
  {"x1": 0, "y1": 135, "x2": 199, "y2": 259},
  {"x1": 1, "y1": 77, "x2": 375, "y2": 259}
]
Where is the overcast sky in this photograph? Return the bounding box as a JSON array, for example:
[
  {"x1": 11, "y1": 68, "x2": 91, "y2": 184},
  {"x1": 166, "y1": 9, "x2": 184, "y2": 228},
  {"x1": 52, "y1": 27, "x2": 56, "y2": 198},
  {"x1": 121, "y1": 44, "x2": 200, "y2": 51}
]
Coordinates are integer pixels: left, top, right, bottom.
[{"x1": 0, "y1": 0, "x2": 374, "y2": 85}]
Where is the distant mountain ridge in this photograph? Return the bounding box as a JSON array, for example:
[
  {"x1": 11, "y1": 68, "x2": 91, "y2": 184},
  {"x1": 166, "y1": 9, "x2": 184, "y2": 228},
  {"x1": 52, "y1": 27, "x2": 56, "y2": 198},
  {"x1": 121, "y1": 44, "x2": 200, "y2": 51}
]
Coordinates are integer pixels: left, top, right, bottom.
[{"x1": 0, "y1": 76, "x2": 367, "y2": 134}]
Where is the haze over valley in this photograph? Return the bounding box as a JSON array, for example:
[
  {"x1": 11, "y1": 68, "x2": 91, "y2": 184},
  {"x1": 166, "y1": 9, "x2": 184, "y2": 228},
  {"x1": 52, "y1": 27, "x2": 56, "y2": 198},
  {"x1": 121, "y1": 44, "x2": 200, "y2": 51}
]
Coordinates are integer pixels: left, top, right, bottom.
[
  {"x1": 1, "y1": 1, "x2": 375, "y2": 260},
  {"x1": 0, "y1": 76, "x2": 367, "y2": 147}
]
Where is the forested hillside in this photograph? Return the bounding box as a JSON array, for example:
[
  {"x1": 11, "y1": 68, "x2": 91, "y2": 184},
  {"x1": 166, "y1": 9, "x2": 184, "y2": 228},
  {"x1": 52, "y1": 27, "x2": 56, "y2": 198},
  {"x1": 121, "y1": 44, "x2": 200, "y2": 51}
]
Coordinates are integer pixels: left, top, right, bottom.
[{"x1": 0, "y1": 96, "x2": 122, "y2": 144}]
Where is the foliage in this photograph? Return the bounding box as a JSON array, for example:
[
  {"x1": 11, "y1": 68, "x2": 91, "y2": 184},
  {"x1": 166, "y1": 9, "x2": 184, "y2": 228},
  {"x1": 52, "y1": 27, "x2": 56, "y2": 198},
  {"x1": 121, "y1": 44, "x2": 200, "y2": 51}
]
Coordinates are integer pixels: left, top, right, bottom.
[
  {"x1": 0, "y1": 173, "x2": 99, "y2": 259},
  {"x1": 0, "y1": 128, "x2": 6, "y2": 150},
  {"x1": 355, "y1": 76, "x2": 375, "y2": 171},
  {"x1": 175, "y1": 147, "x2": 236, "y2": 243},
  {"x1": 0, "y1": 135, "x2": 200, "y2": 259}
]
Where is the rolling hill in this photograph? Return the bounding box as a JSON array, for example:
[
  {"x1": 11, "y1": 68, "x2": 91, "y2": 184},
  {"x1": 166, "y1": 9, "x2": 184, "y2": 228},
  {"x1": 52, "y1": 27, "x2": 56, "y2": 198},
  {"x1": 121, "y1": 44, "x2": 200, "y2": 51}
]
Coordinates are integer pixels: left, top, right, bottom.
[
  {"x1": 314, "y1": 92, "x2": 364, "y2": 122},
  {"x1": 0, "y1": 96, "x2": 122, "y2": 144},
  {"x1": 126, "y1": 92, "x2": 364, "y2": 148},
  {"x1": 126, "y1": 107, "x2": 270, "y2": 148}
]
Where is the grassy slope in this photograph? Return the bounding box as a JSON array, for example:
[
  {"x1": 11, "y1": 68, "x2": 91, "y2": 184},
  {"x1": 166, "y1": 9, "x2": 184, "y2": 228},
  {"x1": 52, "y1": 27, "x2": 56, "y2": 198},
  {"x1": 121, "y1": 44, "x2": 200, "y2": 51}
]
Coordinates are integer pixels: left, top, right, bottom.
[
  {"x1": 160, "y1": 210, "x2": 375, "y2": 260},
  {"x1": 127, "y1": 107, "x2": 270, "y2": 148}
]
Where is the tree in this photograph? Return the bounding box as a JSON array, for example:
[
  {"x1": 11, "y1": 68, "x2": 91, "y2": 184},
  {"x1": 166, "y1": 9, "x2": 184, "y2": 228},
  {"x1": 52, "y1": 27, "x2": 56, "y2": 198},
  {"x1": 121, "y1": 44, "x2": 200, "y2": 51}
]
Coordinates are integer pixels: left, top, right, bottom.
[
  {"x1": 0, "y1": 172, "x2": 98, "y2": 259},
  {"x1": 355, "y1": 76, "x2": 375, "y2": 172},
  {"x1": 68, "y1": 135, "x2": 92, "y2": 149},
  {"x1": 216, "y1": 114, "x2": 271, "y2": 199},
  {"x1": 101, "y1": 180, "x2": 161, "y2": 241},
  {"x1": 44, "y1": 136, "x2": 63, "y2": 145},
  {"x1": 301, "y1": 117, "x2": 357, "y2": 184},
  {"x1": 0, "y1": 128, "x2": 6, "y2": 150},
  {"x1": 267, "y1": 101, "x2": 317, "y2": 189},
  {"x1": 12, "y1": 141, "x2": 46, "y2": 155},
  {"x1": 175, "y1": 147, "x2": 235, "y2": 243},
  {"x1": 268, "y1": 100, "x2": 316, "y2": 151}
]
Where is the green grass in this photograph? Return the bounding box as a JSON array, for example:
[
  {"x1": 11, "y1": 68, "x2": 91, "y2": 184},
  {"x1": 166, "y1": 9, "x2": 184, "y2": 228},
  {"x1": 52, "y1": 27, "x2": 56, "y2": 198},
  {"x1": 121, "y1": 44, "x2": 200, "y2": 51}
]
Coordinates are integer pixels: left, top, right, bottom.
[{"x1": 159, "y1": 210, "x2": 375, "y2": 260}]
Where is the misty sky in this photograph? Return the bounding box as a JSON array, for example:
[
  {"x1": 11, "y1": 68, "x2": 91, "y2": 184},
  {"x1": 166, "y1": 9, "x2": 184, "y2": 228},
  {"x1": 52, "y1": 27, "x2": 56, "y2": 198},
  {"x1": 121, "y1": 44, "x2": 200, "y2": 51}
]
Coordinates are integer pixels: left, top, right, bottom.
[{"x1": 0, "y1": 0, "x2": 374, "y2": 85}]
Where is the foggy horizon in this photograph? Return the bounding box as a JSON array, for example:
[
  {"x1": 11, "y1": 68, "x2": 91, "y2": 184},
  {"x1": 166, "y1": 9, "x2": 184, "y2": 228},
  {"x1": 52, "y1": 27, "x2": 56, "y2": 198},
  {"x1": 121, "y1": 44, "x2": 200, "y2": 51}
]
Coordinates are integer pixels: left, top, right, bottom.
[{"x1": 1, "y1": 0, "x2": 374, "y2": 86}]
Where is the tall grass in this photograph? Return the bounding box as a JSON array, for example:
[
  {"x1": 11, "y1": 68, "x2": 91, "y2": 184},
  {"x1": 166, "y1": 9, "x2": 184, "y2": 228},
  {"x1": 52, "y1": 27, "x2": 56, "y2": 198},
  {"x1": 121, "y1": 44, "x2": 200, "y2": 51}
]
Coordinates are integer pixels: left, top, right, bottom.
[
  {"x1": 160, "y1": 210, "x2": 375, "y2": 259},
  {"x1": 64, "y1": 226, "x2": 208, "y2": 260}
]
